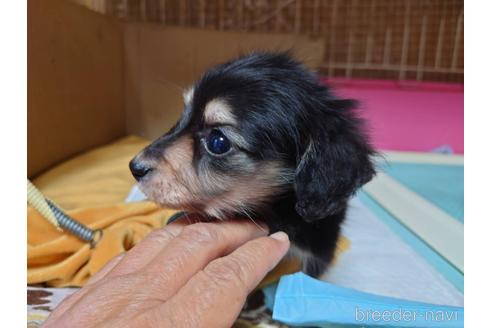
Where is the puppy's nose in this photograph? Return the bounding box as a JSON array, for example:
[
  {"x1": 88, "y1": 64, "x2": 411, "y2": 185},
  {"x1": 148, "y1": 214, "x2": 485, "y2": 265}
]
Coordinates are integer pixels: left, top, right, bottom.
[{"x1": 129, "y1": 159, "x2": 153, "y2": 181}]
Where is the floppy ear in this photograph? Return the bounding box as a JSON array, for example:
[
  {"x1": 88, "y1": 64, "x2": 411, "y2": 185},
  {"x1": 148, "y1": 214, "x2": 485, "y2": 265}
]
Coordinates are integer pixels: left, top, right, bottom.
[{"x1": 294, "y1": 117, "x2": 375, "y2": 221}]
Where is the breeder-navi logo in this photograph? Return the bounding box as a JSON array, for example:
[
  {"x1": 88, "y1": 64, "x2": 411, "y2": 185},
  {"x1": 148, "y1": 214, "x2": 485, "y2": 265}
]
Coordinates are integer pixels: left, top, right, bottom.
[{"x1": 355, "y1": 306, "x2": 459, "y2": 323}]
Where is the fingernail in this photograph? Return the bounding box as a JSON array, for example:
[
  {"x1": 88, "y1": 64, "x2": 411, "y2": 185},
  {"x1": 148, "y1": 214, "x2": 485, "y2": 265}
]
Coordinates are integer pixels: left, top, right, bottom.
[{"x1": 270, "y1": 231, "x2": 289, "y2": 242}]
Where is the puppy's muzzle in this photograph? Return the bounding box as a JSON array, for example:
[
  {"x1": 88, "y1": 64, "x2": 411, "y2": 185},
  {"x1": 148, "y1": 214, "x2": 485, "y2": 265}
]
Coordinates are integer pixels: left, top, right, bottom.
[{"x1": 129, "y1": 159, "x2": 153, "y2": 181}]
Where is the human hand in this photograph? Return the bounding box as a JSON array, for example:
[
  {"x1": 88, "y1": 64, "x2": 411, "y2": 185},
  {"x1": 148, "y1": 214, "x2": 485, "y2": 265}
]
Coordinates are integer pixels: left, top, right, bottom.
[{"x1": 43, "y1": 219, "x2": 290, "y2": 328}]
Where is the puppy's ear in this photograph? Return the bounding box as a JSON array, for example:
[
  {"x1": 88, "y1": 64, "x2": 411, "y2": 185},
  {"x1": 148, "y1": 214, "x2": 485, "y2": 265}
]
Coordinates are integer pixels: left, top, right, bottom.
[{"x1": 294, "y1": 111, "x2": 375, "y2": 221}]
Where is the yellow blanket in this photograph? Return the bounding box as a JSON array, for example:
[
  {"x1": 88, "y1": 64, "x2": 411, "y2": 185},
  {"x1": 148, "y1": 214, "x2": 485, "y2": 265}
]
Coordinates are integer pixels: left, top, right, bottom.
[
  {"x1": 32, "y1": 136, "x2": 151, "y2": 210},
  {"x1": 28, "y1": 202, "x2": 173, "y2": 286}
]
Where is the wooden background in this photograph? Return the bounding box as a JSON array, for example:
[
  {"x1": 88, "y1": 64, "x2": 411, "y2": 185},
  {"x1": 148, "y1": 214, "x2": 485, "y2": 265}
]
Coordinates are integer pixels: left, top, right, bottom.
[{"x1": 82, "y1": 0, "x2": 464, "y2": 82}]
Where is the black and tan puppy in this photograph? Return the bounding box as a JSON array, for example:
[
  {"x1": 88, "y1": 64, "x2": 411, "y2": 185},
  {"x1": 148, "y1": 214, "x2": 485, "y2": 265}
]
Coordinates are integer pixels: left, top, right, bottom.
[{"x1": 130, "y1": 52, "x2": 375, "y2": 277}]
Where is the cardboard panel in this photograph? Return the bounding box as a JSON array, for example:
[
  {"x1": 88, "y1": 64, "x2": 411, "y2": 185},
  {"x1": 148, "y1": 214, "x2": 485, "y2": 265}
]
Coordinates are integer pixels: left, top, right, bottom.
[
  {"x1": 124, "y1": 25, "x2": 325, "y2": 139},
  {"x1": 28, "y1": 0, "x2": 125, "y2": 177}
]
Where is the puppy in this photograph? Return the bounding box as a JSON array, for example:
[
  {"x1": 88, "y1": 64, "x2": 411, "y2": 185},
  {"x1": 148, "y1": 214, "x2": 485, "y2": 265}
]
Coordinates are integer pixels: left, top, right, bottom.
[{"x1": 130, "y1": 52, "x2": 376, "y2": 277}]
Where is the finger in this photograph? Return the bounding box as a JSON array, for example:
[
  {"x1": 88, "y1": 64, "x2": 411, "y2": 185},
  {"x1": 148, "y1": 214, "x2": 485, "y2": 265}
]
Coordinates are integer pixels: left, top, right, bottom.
[
  {"x1": 46, "y1": 221, "x2": 190, "y2": 324},
  {"x1": 141, "y1": 220, "x2": 268, "y2": 300},
  {"x1": 106, "y1": 213, "x2": 206, "y2": 277},
  {"x1": 152, "y1": 232, "x2": 290, "y2": 328},
  {"x1": 44, "y1": 253, "x2": 126, "y2": 324},
  {"x1": 86, "y1": 252, "x2": 125, "y2": 285},
  {"x1": 106, "y1": 222, "x2": 187, "y2": 277},
  {"x1": 44, "y1": 218, "x2": 201, "y2": 327}
]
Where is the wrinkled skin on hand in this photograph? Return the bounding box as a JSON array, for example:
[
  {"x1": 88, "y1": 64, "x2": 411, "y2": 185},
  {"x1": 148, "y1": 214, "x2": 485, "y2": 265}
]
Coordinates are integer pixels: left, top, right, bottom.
[{"x1": 43, "y1": 219, "x2": 290, "y2": 328}]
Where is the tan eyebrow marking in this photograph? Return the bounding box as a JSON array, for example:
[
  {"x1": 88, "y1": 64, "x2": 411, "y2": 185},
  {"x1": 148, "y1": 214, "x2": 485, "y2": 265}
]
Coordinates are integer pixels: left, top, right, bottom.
[{"x1": 203, "y1": 98, "x2": 237, "y2": 126}]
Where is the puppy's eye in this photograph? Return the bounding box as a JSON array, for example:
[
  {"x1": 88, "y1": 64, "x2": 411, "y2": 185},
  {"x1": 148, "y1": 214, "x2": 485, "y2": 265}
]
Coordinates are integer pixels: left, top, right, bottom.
[{"x1": 206, "y1": 129, "x2": 231, "y2": 155}]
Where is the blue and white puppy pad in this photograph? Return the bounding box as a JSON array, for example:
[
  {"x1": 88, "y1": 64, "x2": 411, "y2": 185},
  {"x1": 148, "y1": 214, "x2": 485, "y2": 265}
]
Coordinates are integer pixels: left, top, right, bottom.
[{"x1": 266, "y1": 272, "x2": 463, "y2": 328}]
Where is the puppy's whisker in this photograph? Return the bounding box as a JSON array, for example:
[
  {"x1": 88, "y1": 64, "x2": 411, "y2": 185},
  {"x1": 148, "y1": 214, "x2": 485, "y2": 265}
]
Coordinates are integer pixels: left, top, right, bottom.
[
  {"x1": 239, "y1": 207, "x2": 267, "y2": 233},
  {"x1": 154, "y1": 78, "x2": 185, "y2": 93}
]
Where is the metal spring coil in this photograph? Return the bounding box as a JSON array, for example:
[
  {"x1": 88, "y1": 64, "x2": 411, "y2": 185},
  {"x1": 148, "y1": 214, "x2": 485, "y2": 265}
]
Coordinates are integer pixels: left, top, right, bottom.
[{"x1": 46, "y1": 199, "x2": 96, "y2": 243}]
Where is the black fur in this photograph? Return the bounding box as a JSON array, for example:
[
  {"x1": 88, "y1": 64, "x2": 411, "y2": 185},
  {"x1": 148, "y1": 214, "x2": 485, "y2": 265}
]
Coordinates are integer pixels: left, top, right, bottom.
[{"x1": 133, "y1": 52, "x2": 376, "y2": 277}]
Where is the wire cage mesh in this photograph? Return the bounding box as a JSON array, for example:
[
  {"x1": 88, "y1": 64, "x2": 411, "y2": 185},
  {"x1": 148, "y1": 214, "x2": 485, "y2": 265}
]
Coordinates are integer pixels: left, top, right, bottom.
[{"x1": 75, "y1": 0, "x2": 464, "y2": 83}]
